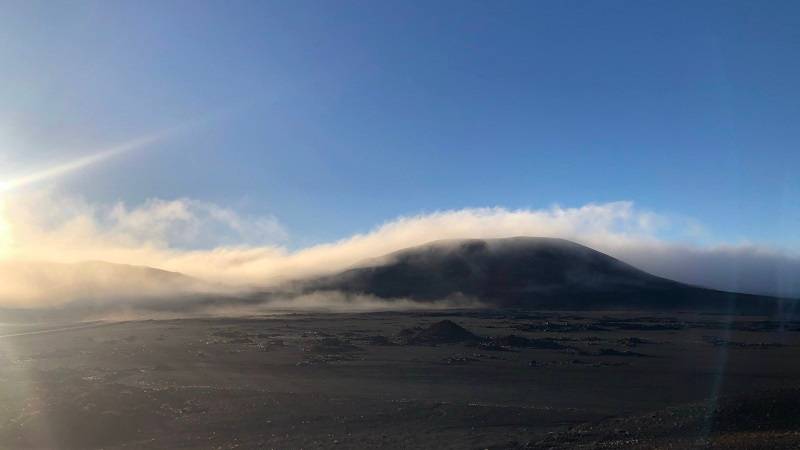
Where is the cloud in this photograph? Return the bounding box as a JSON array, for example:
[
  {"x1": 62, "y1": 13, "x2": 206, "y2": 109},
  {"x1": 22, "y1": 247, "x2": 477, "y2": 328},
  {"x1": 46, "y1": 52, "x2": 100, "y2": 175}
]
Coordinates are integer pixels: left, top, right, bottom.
[
  {"x1": 0, "y1": 191, "x2": 797, "y2": 312},
  {"x1": 1, "y1": 190, "x2": 287, "y2": 252},
  {"x1": 198, "y1": 291, "x2": 485, "y2": 316}
]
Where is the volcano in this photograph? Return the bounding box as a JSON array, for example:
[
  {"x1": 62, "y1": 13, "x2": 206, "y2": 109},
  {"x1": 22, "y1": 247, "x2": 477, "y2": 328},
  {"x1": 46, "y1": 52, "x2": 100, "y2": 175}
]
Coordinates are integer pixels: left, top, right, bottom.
[{"x1": 304, "y1": 237, "x2": 788, "y2": 313}]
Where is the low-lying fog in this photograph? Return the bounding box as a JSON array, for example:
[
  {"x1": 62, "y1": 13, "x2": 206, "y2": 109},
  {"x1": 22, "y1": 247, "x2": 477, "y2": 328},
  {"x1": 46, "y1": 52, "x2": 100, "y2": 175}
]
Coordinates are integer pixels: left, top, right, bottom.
[{"x1": 0, "y1": 192, "x2": 797, "y2": 318}]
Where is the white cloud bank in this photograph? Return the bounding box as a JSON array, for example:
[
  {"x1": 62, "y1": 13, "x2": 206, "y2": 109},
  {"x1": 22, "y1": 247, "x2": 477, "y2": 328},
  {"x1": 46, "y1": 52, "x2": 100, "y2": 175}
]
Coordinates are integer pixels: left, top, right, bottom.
[{"x1": 0, "y1": 190, "x2": 797, "y2": 309}]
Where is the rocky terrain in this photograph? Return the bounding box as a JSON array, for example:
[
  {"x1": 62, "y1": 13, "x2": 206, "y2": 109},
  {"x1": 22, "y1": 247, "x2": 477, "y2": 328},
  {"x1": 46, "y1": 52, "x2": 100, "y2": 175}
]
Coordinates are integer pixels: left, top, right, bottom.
[{"x1": 1, "y1": 309, "x2": 799, "y2": 448}]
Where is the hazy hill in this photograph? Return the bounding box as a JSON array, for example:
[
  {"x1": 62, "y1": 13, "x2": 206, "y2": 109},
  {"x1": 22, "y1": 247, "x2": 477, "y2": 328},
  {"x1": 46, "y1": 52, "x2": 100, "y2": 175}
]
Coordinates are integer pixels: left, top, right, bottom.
[
  {"x1": 305, "y1": 237, "x2": 788, "y2": 313},
  {"x1": 0, "y1": 260, "x2": 217, "y2": 308}
]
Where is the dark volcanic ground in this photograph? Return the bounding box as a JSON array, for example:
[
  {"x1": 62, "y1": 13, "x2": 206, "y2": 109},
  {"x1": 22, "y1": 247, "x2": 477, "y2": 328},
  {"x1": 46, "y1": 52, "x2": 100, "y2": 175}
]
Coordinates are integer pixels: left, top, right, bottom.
[{"x1": 1, "y1": 310, "x2": 800, "y2": 449}]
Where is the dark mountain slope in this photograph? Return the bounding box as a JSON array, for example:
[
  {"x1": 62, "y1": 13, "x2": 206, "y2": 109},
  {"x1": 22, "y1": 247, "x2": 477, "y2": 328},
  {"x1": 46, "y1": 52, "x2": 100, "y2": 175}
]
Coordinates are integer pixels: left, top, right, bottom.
[{"x1": 305, "y1": 237, "x2": 788, "y2": 313}]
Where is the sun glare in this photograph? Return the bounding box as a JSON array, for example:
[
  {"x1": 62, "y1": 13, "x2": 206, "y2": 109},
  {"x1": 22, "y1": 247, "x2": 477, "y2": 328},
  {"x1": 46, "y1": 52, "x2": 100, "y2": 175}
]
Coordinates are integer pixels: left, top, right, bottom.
[{"x1": 0, "y1": 196, "x2": 12, "y2": 256}]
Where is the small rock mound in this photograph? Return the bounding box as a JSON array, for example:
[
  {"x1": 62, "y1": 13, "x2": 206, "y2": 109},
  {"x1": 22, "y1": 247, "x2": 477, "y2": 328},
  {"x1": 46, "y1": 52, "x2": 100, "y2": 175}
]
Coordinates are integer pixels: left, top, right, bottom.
[{"x1": 400, "y1": 320, "x2": 480, "y2": 345}]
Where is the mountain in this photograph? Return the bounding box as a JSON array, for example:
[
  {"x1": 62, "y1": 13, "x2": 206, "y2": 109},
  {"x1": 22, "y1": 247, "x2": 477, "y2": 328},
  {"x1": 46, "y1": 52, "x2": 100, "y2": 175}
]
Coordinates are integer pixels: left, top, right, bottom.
[
  {"x1": 304, "y1": 237, "x2": 788, "y2": 313},
  {"x1": 0, "y1": 260, "x2": 221, "y2": 310},
  {"x1": 0, "y1": 260, "x2": 262, "y2": 322}
]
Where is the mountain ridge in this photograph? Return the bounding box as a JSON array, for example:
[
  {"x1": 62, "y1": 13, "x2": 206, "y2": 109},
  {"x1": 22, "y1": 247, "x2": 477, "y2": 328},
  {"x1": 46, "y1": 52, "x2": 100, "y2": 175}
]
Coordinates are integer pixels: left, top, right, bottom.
[{"x1": 303, "y1": 236, "x2": 790, "y2": 313}]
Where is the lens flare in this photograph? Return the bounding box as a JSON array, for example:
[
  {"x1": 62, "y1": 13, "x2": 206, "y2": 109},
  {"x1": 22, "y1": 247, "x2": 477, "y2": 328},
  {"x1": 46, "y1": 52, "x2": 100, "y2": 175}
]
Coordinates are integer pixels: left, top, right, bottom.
[
  {"x1": 0, "y1": 133, "x2": 163, "y2": 194},
  {"x1": 0, "y1": 197, "x2": 11, "y2": 257}
]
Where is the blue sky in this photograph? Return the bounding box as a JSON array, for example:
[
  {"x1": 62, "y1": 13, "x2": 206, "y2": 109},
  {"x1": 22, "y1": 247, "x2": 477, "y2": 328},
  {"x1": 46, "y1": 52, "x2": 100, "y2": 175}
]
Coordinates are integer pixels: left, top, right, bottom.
[{"x1": 1, "y1": 0, "x2": 798, "y2": 249}]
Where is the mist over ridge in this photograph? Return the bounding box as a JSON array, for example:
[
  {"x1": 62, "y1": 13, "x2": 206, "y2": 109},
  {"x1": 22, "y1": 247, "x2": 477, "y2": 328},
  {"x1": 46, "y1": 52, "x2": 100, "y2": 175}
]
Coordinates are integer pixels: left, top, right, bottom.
[
  {"x1": 302, "y1": 236, "x2": 793, "y2": 314},
  {"x1": 0, "y1": 191, "x2": 797, "y2": 311}
]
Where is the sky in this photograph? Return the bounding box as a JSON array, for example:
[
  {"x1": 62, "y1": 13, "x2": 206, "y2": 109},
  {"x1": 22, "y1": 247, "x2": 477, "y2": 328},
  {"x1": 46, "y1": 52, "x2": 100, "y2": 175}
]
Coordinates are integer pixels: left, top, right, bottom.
[{"x1": 0, "y1": 1, "x2": 799, "y2": 307}]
